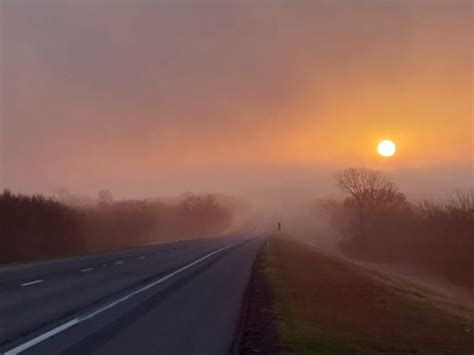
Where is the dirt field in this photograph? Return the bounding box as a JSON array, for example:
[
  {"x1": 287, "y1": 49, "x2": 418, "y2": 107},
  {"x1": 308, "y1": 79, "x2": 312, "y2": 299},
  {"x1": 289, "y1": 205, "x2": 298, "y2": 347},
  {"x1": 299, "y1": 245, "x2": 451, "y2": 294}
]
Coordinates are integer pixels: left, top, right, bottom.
[{"x1": 240, "y1": 235, "x2": 474, "y2": 354}]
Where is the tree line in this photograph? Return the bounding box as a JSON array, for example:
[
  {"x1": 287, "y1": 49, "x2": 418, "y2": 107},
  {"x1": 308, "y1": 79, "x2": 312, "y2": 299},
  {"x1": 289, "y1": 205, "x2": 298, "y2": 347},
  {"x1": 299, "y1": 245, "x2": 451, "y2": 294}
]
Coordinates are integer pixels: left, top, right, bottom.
[
  {"x1": 0, "y1": 190, "x2": 233, "y2": 264},
  {"x1": 323, "y1": 168, "x2": 473, "y2": 287}
]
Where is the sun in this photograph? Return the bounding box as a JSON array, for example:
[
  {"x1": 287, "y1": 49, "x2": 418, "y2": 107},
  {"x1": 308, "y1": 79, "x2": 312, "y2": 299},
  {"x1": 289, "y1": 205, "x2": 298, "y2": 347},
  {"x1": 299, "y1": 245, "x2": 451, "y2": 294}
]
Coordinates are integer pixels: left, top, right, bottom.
[{"x1": 377, "y1": 139, "x2": 396, "y2": 157}]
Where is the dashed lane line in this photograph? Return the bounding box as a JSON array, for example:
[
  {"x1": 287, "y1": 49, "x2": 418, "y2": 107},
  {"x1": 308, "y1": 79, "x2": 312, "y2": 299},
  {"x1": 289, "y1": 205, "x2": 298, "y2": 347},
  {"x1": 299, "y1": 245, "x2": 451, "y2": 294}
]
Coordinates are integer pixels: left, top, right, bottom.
[{"x1": 20, "y1": 279, "x2": 44, "y2": 287}]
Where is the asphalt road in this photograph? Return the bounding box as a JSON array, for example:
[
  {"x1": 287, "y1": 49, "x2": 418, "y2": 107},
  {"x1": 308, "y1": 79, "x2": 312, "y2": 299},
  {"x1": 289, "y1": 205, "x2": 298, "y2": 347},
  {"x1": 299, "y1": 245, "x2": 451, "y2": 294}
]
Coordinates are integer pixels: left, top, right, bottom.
[{"x1": 0, "y1": 234, "x2": 264, "y2": 355}]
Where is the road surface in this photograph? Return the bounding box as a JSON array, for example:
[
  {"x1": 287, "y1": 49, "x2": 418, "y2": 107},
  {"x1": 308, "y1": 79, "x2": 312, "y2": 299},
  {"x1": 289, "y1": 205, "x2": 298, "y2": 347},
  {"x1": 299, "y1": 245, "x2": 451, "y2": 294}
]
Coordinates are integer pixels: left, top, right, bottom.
[{"x1": 0, "y1": 234, "x2": 263, "y2": 355}]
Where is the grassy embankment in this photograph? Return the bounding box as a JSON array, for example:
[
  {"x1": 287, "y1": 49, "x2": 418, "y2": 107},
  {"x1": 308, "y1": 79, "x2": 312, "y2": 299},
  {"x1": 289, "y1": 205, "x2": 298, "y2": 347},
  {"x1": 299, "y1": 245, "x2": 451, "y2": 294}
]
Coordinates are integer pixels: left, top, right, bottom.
[{"x1": 253, "y1": 236, "x2": 474, "y2": 354}]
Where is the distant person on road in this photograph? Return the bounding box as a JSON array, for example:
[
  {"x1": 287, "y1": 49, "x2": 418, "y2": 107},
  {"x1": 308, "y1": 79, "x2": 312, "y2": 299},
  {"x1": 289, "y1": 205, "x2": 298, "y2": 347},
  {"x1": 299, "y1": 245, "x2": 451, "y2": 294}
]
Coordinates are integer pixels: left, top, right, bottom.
[{"x1": 277, "y1": 222, "x2": 281, "y2": 231}]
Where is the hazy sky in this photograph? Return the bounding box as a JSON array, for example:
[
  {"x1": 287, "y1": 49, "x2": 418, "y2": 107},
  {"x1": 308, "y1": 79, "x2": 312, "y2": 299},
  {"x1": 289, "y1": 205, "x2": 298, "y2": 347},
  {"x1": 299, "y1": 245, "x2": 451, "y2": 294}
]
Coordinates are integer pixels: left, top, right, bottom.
[{"x1": 1, "y1": 1, "x2": 472, "y2": 203}]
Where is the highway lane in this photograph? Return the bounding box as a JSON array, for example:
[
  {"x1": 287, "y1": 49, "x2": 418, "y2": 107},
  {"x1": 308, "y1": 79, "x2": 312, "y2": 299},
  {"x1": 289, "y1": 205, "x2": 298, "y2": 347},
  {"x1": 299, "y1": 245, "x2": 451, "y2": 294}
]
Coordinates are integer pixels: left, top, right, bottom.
[{"x1": 0, "y1": 234, "x2": 263, "y2": 354}]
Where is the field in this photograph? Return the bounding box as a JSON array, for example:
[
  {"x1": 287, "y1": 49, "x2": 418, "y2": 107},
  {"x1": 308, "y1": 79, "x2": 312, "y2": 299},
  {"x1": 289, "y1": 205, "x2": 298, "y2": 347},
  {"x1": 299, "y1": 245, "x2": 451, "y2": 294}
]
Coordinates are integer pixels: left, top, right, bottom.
[{"x1": 241, "y1": 235, "x2": 474, "y2": 354}]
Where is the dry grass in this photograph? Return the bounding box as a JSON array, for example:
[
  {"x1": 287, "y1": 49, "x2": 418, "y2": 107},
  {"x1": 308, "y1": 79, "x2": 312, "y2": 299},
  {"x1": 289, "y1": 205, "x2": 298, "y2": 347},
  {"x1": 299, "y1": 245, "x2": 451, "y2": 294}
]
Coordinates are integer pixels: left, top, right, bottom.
[{"x1": 264, "y1": 236, "x2": 474, "y2": 354}]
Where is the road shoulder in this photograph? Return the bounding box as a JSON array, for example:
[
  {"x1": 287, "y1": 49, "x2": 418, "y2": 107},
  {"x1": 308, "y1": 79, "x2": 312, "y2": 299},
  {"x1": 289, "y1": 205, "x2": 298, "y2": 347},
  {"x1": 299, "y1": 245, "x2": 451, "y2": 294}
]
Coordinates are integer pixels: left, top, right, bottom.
[{"x1": 239, "y1": 240, "x2": 281, "y2": 354}]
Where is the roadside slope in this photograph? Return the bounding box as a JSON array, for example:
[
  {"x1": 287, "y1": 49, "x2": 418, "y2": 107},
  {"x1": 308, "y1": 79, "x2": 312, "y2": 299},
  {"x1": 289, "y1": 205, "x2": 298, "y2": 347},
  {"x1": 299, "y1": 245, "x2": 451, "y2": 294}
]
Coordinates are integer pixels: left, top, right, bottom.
[{"x1": 241, "y1": 236, "x2": 474, "y2": 354}]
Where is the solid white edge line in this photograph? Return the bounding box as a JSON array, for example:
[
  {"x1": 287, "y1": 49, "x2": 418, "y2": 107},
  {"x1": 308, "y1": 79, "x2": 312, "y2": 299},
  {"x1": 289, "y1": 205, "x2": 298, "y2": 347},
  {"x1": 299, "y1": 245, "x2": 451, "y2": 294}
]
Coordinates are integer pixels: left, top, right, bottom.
[
  {"x1": 20, "y1": 279, "x2": 44, "y2": 287},
  {"x1": 3, "y1": 240, "x2": 244, "y2": 355}
]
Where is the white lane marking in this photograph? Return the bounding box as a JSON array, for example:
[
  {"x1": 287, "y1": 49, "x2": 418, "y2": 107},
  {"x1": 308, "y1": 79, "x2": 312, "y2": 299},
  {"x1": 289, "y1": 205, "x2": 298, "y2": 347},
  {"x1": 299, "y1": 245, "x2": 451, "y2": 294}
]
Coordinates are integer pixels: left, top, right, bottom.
[
  {"x1": 138, "y1": 256, "x2": 146, "y2": 260},
  {"x1": 102, "y1": 264, "x2": 108, "y2": 267},
  {"x1": 114, "y1": 260, "x2": 124, "y2": 265},
  {"x1": 3, "y1": 240, "x2": 244, "y2": 355},
  {"x1": 20, "y1": 279, "x2": 44, "y2": 287},
  {"x1": 80, "y1": 267, "x2": 94, "y2": 273}
]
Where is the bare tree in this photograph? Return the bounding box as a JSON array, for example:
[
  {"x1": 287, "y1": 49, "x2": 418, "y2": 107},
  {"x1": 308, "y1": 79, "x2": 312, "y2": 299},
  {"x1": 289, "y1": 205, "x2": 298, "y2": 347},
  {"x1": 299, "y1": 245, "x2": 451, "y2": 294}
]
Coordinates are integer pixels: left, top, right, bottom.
[
  {"x1": 336, "y1": 168, "x2": 398, "y2": 240},
  {"x1": 56, "y1": 187, "x2": 71, "y2": 204},
  {"x1": 450, "y1": 190, "x2": 474, "y2": 214},
  {"x1": 98, "y1": 190, "x2": 113, "y2": 207}
]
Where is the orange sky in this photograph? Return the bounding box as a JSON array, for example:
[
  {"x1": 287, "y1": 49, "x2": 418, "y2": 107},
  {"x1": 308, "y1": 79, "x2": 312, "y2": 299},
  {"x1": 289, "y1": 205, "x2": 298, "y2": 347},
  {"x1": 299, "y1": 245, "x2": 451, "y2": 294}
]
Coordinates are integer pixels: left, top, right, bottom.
[{"x1": 0, "y1": 1, "x2": 472, "y2": 201}]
